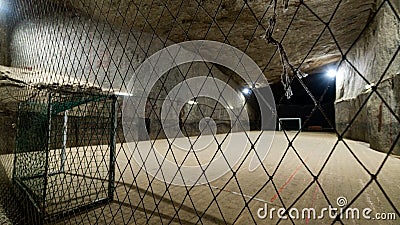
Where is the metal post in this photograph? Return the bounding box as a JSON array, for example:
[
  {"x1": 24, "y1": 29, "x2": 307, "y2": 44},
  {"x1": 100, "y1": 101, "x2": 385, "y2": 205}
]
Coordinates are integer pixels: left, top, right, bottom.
[
  {"x1": 60, "y1": 110, "x2": 68, "y2": 173},
  {"x1": 12, "y1": 103, "x2": 22, "y2": 180},
  {"x1": 108, "y1": 96, "x2": 117, "y2": 201},
  {"x1": 43, "y1": 92, "x2": 52, "y2": 212}
]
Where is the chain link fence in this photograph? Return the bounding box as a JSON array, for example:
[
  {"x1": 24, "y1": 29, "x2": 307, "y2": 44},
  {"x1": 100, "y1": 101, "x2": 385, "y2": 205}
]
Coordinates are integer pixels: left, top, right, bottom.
[{"x1": 0, "y1": 0, "x2": 398, "y2": 224}]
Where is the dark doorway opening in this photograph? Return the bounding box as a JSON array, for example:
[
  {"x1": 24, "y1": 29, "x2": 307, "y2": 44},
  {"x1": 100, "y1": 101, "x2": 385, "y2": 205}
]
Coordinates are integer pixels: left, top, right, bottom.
[{"x1": 271, "y1": 72, "x2": 336, "y2": 131}]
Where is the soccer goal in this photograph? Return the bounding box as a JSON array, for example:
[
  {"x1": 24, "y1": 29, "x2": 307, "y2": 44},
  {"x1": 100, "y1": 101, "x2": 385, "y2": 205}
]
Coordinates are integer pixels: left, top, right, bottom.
[{"x1": 13, "y1": 90, "x2": 117, "y2": 222}]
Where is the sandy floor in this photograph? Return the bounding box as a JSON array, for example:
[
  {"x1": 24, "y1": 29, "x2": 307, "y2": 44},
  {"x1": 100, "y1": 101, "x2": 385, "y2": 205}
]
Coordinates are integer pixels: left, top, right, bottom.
[
  {"x1": 3, "y1": 131, "x2": 400, "y2": 224},
  {"x1": 107, "y1": 131, "x2": 399, "y2": 224}
]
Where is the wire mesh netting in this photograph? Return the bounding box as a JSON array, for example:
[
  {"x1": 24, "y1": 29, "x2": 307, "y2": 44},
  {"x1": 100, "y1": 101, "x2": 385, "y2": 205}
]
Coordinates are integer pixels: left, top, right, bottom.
[
  {"x1": 13, "y1": 91, "x2": 117, "y2": 222},
  {"x1": 0, "y1": 0, "x2": 398, "y2": 224}
]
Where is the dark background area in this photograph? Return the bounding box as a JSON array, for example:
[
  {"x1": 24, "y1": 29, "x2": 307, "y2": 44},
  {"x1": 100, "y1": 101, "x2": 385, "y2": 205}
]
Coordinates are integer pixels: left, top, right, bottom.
[
  {"x1": 246, "y1": 72, "x2": 336, "y2": 131},
  {"x1": 271, "y1": 72, "x2": 336, "y2": 131}
]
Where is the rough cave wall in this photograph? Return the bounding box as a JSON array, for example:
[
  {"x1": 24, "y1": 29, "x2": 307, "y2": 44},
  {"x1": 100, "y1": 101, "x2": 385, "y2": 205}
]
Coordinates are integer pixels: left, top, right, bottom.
[
  {"x1": 335, "y1": 2, "x2": 400, "y2": 154},
  {"x1": 9, "y1": 15, "x2": 245, "y2": 142},
  {"x1": 0, "y1": 4, "x2": 14, "y2": 154},
  {"x1": 0, "y1": 112, "x2": 16, "y2": 154},
  {"x1": 0, "y1": 8, "x2": 10, "y2": 65}
]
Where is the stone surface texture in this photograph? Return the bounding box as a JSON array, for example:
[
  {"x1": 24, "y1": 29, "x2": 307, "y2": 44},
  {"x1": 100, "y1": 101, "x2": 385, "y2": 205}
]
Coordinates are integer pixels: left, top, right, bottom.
[
  {"x1": 335, "y1": 2, "x2": 399, "y2": 154},
  {"x1": 0, "y1": 6, "x2": 10, "y2": 66},
  {"x1": 9, "y1": 15, "x2": 249, "y2": 138},
  {"x1": 56, "y1": 0, "x2": 375, "y2": 83}
]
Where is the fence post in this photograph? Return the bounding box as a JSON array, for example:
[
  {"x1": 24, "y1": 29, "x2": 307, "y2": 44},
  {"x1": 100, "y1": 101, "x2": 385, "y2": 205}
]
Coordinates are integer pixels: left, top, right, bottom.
[
  {"x1": 108, "y1": 95, "x2": 118, "y2": 201},
  {"x1": 42, "y1": 92, "x2": 52, "y2": 213}
]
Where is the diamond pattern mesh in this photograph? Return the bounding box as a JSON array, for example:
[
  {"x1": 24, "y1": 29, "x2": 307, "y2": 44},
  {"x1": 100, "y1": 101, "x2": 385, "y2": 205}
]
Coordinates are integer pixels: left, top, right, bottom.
[{"x1": 0, "y1": 0, "x2": 398, "y2": 224}]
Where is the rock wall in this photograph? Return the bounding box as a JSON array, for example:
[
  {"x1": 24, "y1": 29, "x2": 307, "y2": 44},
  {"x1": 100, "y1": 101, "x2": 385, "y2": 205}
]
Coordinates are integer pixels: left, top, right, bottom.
[
  {"x1": 0, "y1": 5, "x2": 10, "y2": 66},
  {"x1": 335, "y1": 2, "x2": 400, "y2": 154},
  {"x1": 9, "y1": 14, "x2": 246, "y2": 143},
  {"x1": 0, "y1": 111, "x2": 17, "y2": 154},
  {"x1": 54, "y1": 0, "x2": 377, "y2": 83},
  {"x1": 10, "y1": 16, "x2": 165, "y2": 91},
  {"x1": 0, "y1": 9, "x2": 16, "y2": 153}
]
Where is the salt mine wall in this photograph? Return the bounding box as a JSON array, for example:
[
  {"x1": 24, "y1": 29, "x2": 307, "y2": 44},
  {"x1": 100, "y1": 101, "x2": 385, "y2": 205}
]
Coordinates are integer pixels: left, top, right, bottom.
[
  {"x1": 335, "y1": 3, "x2": 400, "y2": 154},
  {"x1": 8, "y1": 14, "x2": 245, "y2": 142}
]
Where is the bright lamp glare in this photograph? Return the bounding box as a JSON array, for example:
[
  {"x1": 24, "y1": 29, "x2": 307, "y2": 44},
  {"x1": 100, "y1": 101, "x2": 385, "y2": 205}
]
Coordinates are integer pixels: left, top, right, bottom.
[
  {"x1": 326, "y1": 69, "x2": 337, "y2": 78},
  {"x1": 114, "y1": 92, "x2": 133, "y2": 96},
  {"x1": 365, "y1": 83, "x2": 375, "y2": 90},
  {"x1": 242, "y1": 87, "x2": 251, "y2": 95},
  {"x1": 188, "y1": 100, "x2": 198, "y2": 105}
]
